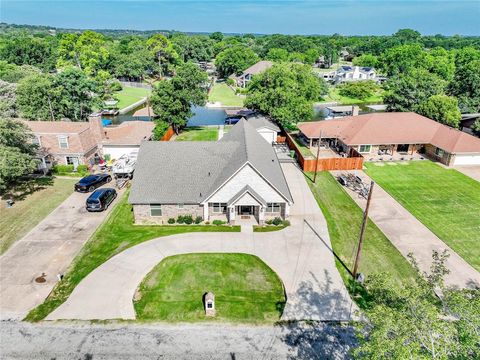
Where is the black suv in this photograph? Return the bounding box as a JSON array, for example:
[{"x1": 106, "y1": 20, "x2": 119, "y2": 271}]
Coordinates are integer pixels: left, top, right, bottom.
[
  {"x1": 75, "y1": 173, "x2": 112, "y2": 192},
  {"x1": 86, "y1": 188, "x2": 117, "y2": 212}
]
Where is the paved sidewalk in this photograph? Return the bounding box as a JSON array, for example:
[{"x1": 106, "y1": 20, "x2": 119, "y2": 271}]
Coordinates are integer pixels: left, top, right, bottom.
[
  {"x1": 0, "y1": 186, "x2": 124, "y2": 320},
  {"x1": 47, "y1": 164, "x2": 357, "y2": 321},
  {"x1": 217, "y1": 124, "x2": 225, "y2": 140},
  {"x1": 332, "y1": 170, "x2": 480, "y2": 288},
  {"x1": 454, "y1": 165, "x2": 480, "y2": 182}
]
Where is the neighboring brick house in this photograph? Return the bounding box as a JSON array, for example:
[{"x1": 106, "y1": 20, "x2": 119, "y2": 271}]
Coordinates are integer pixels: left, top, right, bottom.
[
  {"x1": 129, "y1": 119, "x2": 293, "y2": 225},
  {"x1": 297, "y1": 112, "x2": 480, "y2": 166},
  {"x1": 24, "y1": 118, "x2": 102, "y2": 169}
]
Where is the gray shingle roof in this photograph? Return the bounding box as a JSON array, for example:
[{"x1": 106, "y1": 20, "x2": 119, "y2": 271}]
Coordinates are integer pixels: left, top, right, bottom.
[
  {"x1": 129, "y1": 119, "x2": 293, "y2": 204},
  {"x1": 245, "y1": 115, "x2": 281, "y2": 132},
  {"x1": 226, "y1": 185, "x2": 267, "y2": 207}
]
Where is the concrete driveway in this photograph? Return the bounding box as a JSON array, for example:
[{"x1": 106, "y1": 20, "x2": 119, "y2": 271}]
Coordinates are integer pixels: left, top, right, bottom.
[
  {"x1": 454, "y1": 165, "x2": 480, "y2": 182},
  {"x1": 0, "y1": 184, "x2": 123, "y2": 320},
  {"x1": 333, "y1": 170, "x2": 480, "y2": 289},
  {"x1": 47, "y1": 164, "x2": 357, "y2": 322}
]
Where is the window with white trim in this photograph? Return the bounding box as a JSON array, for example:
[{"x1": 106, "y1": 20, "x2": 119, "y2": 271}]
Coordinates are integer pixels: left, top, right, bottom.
[
  {"x1": 435, "y1": 147, "x2": 444, "y2": 157},
  {"x1": 266, "y1": 203, "x2": 281, "y2": 213},
  {"x1": 66, "y1": 156, "x2": 79, "y2": 165},
  {"x1": 58, "y1": 135, "x2": 69, "y2": 149},
  {"x1": 212, "y1": 203, "x2": 227, "y2": 213},
  {"x1": 150, "y1": 204, "x2": 162, "y2": 217},
  {"x1": 358, "y1": 145, "x2": 371, "y2": 153}
]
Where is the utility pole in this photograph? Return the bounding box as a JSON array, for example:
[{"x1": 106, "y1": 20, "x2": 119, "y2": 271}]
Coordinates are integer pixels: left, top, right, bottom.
[
  {"x1": 352, "y1": 180, "x2": 375, "y2": 279},
  {"x1": 313, "y1": 130, "x2": 322, "y2": 183}
]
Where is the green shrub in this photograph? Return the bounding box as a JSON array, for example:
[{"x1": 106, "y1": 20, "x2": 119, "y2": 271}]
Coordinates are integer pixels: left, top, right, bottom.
[
  {"x1": 77, "y1": 165, "x2": 88, "y2": 173},
  {"x1": 104, "y1": 154, "x2": 111, "y2": 161},
  {"x1": 226, "y1": 78, "x2": 235, "y2": 86},
  {"x1": 183, "y1": 215, "x2": 193, "y2": 225},
  {"x1": 167, "y1": 218, "x2": 175, "y2": 224},
  {"x1": 212, "y1": 220, "x2": 226, "y2": 226},
  {"x1": 194, "y1": 216, "x2": 203, "y2": 224},
  {"x1": 265, "y1": 219, "x2": 273, "y2": 225},
  {"x1": 52, "y1": 165, "x2": 74, "y2": 173},
  {"x1": 282, "y1": 220, "x2": 291, "y2": 227},
  {"x1": 272, "y1": 217, "x2": 283, "y2": 226},
  {"x1": 176, "y1": 215, "x2": 185, "y2": 224}
]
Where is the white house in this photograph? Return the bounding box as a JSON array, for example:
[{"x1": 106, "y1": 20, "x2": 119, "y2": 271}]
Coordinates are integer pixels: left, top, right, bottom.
[
  {"x1": 323, "y1": 66, "x2": 377, "y2": 84},
  {"x1": 129, "y1": 119, "x2": 293, "y2": 225}
]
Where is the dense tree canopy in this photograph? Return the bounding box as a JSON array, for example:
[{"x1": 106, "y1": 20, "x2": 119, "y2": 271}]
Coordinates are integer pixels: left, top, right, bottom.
[
  {"x1": 245, "y1": 63, "x2": 327, "y2": 127},
  {"x1": 215, "y1": 45, "x2": 259, "y2": 78},
  {"x1": 416, "y1": 94, "x2": 462, "y2": 128}
]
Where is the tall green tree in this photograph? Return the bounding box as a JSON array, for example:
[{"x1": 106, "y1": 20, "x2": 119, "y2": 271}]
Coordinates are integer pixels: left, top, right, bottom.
[
  {"x1": 16, "y1": 73, "x2": 59, "y2": 120},
  {"x1": 0, "y1": 35, "x2": 57, "y2": 71},
  {"x1": 449, "y1": 48, "x2": 480, "y2": 112},
  {"x1": 417, "y1": 95, "x2": 462, "y2": 127},
  {"x1": 215, "y1": 45, "x2": 259, "y2": 78},
  {"x1": 245, "y1": 63, "x2": 327, "y2": 127},
  {"x1": 150, "y1": 62, "x2": 208, "y2": 137},
  {"x1": 380, "y1": 43, "x2": 427, "y2": 76},
  {"x1": 146, "y1": 34, "x2": 179, "y2": 77},
  {"x1": 266, "y1": 48, "x2": 289, "y2": 62},
  {"x1": 384, "y1": 69, "x2": 446, "y2": 112},
  {"x1": 0, "y1": 118, "x2": 38, "y2": 191},
  {"x1": 0, "y1": 81, "x2": 18, "y2": 118},
  {"x1": 352, "y1": 54, "x2": 379, "y2": 68}
]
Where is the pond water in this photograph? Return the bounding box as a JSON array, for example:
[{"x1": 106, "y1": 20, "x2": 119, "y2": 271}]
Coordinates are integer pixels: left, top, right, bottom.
[{"x1": 102, "y1": 105, "x2": 227, "y2": 127}]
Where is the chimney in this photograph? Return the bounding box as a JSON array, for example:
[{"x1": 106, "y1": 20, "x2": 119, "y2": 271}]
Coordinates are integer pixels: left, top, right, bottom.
[
  {"x1": 88, "y1": 114, "x2": 105, "y2": 143},
  {"x1": 352, "y1": 106, "x2": 359, "y2": 117}
]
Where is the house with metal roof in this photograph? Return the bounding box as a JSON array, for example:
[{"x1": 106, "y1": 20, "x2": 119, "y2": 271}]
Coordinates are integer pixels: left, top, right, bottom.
[{"x1": 129, "y1": 118, "x2": 293, "y2": 225}]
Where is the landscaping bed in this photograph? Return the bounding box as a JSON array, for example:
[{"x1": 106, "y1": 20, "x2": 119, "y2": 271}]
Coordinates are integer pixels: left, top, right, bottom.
[
  {"x1": 365, "y1": 161, "x2": 480, "y2": 271},
  {"x1": 26, "y1": 191, "x2": 240, "y2": 321},
  {"x1": 134, "y1": 253, "x2": 285, "y2": 323}
]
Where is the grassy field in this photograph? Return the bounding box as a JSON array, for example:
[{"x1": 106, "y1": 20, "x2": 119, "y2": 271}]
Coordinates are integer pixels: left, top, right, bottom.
[
  {"x1": 307, "y1": 172, "x2": 415, "y2": 292},
  {"x1": 114, "y1": 87, "x2": 151, "y2": 110},
  {"x1": 175, "y1": 126, "x2": 218, "y2": 141},
  {"x1": 208, "y1": 83, "x2": 244, "y2": 107},
  {"x1": 364, "y1": 161, "x2": 480, "y2": 271},
  {"x1": 134, "y1": 253, "x2": 286, "y2": 323},
  {"x1": 253, "y1": 225, "x2": 288, "y2": 232},
  {"x1": 321, "y1": 87, "x2": 384, "y2": 105},
  {"x1": 0, "y1": 177, "x2": 77, "y2": 254},
  {"x1": 26, "y1": 191, "x2": 240, "y2": 321}
]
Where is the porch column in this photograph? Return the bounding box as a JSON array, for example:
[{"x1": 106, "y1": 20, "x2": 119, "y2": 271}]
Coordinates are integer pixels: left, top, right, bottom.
[
  {"x1": 309, "y1": 138, "x2": 313, "y2": 148},
  {"x1": 229, "y1": 206, "x2": 236, "y2": 225},
  {"x1": 259, "y1": 206, "x2": 265, "y2": 225},
  {"x1": 284, "y1": 203, "x2": 290, "y2": 218},
  {"x1": 203, "y1": 203, "x2": 209, "y2": 221}
]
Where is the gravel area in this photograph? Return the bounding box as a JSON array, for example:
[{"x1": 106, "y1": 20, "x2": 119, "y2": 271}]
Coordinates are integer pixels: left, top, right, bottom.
[{"x1": 0, "y1": 321, "x2": 356, "y2": 359}]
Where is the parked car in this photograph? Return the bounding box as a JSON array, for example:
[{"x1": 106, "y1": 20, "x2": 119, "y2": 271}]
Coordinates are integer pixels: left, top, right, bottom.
[
  {"x1": 86, "y1": 188, "x2": 117, "y2": 212},
  {"x1": 75, "y1": 173, "x2": 112, "y2": 192}
]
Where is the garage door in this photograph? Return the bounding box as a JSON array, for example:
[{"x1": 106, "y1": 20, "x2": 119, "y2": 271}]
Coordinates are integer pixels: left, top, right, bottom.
[
  {"x1": 453, "y1": 154, "x2": 480, "y2": 165},
  {"x1": 103, "y1": 145, "x2": 139, "y2": 160}
]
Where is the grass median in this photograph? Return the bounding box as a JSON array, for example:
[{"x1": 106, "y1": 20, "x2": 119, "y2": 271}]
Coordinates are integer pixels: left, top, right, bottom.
[{"x1": 26, "y1": 191, "x2": 240, "y2": 322}]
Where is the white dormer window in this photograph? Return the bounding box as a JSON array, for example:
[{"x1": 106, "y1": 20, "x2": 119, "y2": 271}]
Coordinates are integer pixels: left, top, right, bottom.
[{"x1": 58, "y1": 135, "x2": 69, "y2": 149}]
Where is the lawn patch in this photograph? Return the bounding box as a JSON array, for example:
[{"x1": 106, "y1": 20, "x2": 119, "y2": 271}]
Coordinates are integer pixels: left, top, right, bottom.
[
  {"x1": 306, "y1": 172, "x2": 415, "y2": 291},
  {"x1": 25, "y1": 191, "x2": 240, "y2": 321},
  {"x1": 321, "y1": 87, "x2": 384, "y2": 105},
  {"x1": 0, "y1": 177, "x2": 77, "y2": 254},
  {"x1": 365, "y1": 161, "x2": 480, "y2": 271},
  {"x1": 114, "y1": 87, "x2": 151, "y2": 110},
  {"x1": 175, "y1": 126, "x2": 218, "y2": 141},
  {"x1": 134, "y1": 253, "x2": 285, "y2": 323},
  {"x1": 208, "y1": 83, "x2": 244, "y2": 107}
]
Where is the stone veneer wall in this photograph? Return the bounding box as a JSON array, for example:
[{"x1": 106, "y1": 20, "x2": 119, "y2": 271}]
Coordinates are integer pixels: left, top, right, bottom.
[{"x1": 133, "y1": 204, "x2": 203, "y2": 225}]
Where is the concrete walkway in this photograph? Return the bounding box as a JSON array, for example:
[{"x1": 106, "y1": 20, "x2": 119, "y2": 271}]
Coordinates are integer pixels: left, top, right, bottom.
[
  {"x1": 0, "y1": 186, "x2": 124, "y2": 320},
  {"x1": 332, "y1": 170, "x2": 480, "y2": 289},
  {"x1": 47, "y1": 164, "x2": 357, "y2": 321},
  {"x1": 217, "y1": 124, "x2": 225, "y2": 140},
  {"x1": 454, "y1": 165, "x2": 480, "y2": 182}
]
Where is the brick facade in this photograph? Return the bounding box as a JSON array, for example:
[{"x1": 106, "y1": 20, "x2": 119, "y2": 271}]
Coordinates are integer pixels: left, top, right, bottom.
[{"x1": 133, "y1": 204, "x2": 204, "y2": 225}]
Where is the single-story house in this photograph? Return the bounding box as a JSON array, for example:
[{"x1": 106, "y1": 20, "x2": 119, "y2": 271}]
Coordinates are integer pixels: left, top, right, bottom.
[
  {"x1": 323, "y1": 66, "x2": 377, "y2": 84},
  {"x1": 101, "y1": 120, "x2": 155, "y2": 160},
  {"x1": 129, "y1": 119, "x2": 293, "y2": 225},
  {"x1": 244, "y1": 114, "x2": 281, "y2": 144},
  {"x1": 297, "y1": 112, "x2": 480, "y2": 166},
  {"x1": 230, "y1": 60, "x2": 273, "y2": 88}
]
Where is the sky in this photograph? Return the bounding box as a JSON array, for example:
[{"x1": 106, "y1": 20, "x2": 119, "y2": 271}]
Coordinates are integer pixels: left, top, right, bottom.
[{"x1": 1, "y1": 1, "x2": 479, "y2": 36}]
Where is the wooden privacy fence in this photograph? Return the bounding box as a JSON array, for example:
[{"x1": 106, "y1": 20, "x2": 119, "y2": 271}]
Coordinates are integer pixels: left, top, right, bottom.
[
  {"x1": 160, "y1": 126, "x2": 175, "y2": 141},
  {"x1": 285, "y1": 133, "x2": 364, "y2": 172}
]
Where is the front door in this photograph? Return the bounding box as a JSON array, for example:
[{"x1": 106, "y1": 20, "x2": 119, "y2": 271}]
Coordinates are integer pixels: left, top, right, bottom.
[{"x1": 239, "y1": 206, "x2": 253, "y2": 215}]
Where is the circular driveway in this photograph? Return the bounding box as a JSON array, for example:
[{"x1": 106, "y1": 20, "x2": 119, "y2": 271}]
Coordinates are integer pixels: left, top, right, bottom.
[{"x1": 47, "y1": 164, "x2": 357, "y2": 321}]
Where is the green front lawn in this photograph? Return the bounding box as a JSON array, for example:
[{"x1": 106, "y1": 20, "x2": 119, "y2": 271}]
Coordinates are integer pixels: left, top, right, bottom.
[
  {"x1": 134, "y1": 253, "x2": 285, "y2": 323},
  {"x1": 307, "y1": 172, "x2": 415, "y2": 291},
  {"x1": 208, "y1": 83, "x2": 244, "y2": 107},
  {"x1": 321, "y1": 87, "x2": 384, "y2": 105},
  {"x1": 175, "y1": 126, "x2": 218, "y2": 141},
  {"x1": 364, "y1": 161, "x2": 480, "y2": 271},
  {"x1": 114, "y1": 87, "x2": 151, "y2": 110},
  {"x1": 0, "y1": 177, "x2": 77, "y2": 254},
  {"x1": 26, "y1": 191, "x2": 240, "y2": 321}
]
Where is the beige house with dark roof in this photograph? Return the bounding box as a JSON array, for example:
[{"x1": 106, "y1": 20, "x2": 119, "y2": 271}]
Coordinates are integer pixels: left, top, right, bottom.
[
  {"x1": 230, "y1": 61, "x2": 273, "y2": 88},
  {"x1": 297, "y1": 112, "x2": 480, "y2": 166}
]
